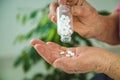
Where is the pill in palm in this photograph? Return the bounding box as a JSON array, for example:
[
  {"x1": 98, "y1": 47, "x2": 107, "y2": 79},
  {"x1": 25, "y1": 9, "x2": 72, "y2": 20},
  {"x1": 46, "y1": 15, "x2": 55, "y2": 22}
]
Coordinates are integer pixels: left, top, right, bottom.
[
  {"x1": 66, "y1": 54, "x2": 71, "y2": 57},
  {"x1": 67, "y1": 51, "x2": 75, "y2": 57},
  {"x1": 60, "y1": 51, "x2": 65, "y2": 55},
  {"x1": 59, "y1": 51, "x2": 75, "y2": 57}
]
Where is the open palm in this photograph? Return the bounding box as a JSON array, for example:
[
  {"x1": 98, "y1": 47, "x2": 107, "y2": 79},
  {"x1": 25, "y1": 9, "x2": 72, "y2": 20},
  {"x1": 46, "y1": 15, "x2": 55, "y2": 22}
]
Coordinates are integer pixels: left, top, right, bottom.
[{"x1": 30, "y1": 39, "x2": 112, "y2": 73}]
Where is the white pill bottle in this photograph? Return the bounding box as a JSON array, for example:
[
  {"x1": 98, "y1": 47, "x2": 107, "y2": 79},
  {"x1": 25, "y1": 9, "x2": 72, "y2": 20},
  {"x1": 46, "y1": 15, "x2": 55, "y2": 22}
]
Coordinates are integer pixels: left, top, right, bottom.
[{"x1": 57, "y1": 5, "x2": 73, "y2": 43}]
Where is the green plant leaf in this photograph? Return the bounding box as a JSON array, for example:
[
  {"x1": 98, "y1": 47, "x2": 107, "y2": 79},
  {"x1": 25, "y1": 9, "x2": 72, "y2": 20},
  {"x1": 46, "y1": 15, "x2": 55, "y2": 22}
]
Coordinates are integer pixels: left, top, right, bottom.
[
  {"x1": 32, "y1": 74, "x2": 44, "y2": 80},
  {"x1": 38, "y1": 17, "x2": 49, "y2": 28},
  {"x1": 22, "y1": 53, "x2": 32, "y2": 72},
  {"x1": 13, "y1": 35, "x2": 26, "y2": 44},
  {"x1": 14, "y1": 56, "x2": 22, "y2": 67},
  {"x1": 44, "y1": 60, "x2": 52, "y2": 70},
  {"x1": 16, "y1": 14, "x2": 20, "y2": 22},
  {"x1": 98, "y1": 10, "x2": 110, "y2": 15},
  {"x1": 29, "y1": 47, "x2": 42, "y2": 63},
  {"x1": 22, "y1": 15, "x2": 27, "y2": 25},
  {"x1": 30, "y1": 10, "x2": 38, "y2": 19},
  {"x1": 45, "y1": 27, "x2": 56, "y2": 42}
]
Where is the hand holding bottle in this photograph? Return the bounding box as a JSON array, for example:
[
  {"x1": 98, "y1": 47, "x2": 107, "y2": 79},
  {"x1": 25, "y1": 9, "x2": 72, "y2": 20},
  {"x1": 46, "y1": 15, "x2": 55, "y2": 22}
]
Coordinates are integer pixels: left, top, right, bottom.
[{"x1": 49, "y1": 0, "x2": 120, "y2": 45}]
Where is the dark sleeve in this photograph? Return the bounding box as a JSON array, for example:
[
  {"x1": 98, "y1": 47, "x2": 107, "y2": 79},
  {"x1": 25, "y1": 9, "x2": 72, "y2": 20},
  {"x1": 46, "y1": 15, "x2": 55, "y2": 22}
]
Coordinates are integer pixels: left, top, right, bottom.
[{"x1": 91, "y1": 73, "x2": 113, "y2": 80}]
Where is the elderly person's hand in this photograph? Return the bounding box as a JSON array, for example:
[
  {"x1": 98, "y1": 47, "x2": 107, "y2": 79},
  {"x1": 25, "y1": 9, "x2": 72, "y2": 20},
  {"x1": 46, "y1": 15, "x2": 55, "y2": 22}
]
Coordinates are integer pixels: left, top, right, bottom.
[
  {"x1": 49, "y1": 0, "x2": 120, "y2": 45},
  {"x1": 30, "y1": 39, "x2": 120, "y2": 80}
]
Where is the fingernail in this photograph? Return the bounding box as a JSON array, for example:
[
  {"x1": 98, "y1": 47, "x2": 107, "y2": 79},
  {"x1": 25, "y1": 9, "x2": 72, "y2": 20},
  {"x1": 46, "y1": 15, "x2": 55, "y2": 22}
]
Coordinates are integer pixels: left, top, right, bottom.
[
  {"x1": 51, "y1": 16, "x2": 55, "y2": 21},
  {"x1": 30, "y1": 39, "x2": 35, "y2": 46},
  {"x1": 51, "y1": 15, "x2": 57, "y2": 23}
]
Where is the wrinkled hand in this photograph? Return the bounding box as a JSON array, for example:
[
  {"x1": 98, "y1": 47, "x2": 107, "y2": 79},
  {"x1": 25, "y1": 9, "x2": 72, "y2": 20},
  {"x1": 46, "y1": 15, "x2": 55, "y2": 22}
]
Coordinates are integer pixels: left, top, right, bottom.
[
  {"x1": 30, "y1": 39, "x2": 113, "y2": 73},
  {"x1": 49, "y1": 0, "x2": 120, "y2": 45}
]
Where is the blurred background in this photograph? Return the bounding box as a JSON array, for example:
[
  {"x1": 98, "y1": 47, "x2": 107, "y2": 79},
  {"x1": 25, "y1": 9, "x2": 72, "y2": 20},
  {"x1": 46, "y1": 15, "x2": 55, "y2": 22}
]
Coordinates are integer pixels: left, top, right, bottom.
[{"x1": 0, "y1": 0, "x2": 120, "y2": 80}]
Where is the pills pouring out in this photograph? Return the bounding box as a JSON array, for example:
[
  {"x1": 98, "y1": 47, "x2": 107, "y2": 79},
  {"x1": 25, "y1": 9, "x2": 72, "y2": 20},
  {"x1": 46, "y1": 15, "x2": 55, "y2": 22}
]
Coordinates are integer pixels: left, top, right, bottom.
[
  {"x1": 57, "y1": 5, "x2": 73, "y2": 43},
  {"x1": 57, "y1": 5, "x2": 75, "y2": 57}
]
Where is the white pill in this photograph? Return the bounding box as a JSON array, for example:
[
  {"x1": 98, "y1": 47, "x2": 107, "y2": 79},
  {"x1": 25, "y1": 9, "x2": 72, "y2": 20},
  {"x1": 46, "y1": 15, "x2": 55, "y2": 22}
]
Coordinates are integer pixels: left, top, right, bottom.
[
  {"x1": 60, "y1": 51, "x2": 65, "y2": 55},
  {"x1": 67, "y1": 51, "x2": 75, "y2": 57},
  {"x1": 70, "y1": 52, "x2": 75, "y2": 56},
  {"x1": 66, "y1": 54, "x2": 71, "y2": 57}
]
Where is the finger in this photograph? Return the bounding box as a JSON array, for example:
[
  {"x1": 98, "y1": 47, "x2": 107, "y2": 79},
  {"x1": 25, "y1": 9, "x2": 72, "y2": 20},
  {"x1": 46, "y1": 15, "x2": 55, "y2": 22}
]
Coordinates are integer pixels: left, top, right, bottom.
[
  {"x1": 58, "y1": 0, "x2": 79, "y2": 6},
  {"x1": 30, "y1": 39, "x2": 45, "y2": 46},
  {"x1": 46, "y1": 42, "x2": 66, "y2": 51},
  {"x1": 58, "y1": 0, "x2": 67, "y2": 5},
  {"x1": 34, "y1": 44, "x2": 63, "y2": 64},
  {"x1": 66, "y1": 0, "x2": 79, "y2": 6},
  {"x1": 46, "y1": 42, "x2": 60, "y2": 47},
  {"x1": 49, "y1": 2, "x2": 58, "y2": 23},
  {"x1": 34, "y1": 44, "x2": 53, "y2": 64},
  {"x1": 77, "y1": 0, "x2": 85, "y2": 5},
  {"x1": 46, "y1": 42, "x2": 63, "y2": 52}
]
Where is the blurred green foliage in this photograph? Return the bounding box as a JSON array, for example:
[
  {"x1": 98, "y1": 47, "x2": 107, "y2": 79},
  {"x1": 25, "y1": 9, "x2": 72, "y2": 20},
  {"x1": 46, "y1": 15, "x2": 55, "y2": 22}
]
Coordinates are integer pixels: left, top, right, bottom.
[{"x1": 14, "y1": 2, "x2": 110, "y2": 80}]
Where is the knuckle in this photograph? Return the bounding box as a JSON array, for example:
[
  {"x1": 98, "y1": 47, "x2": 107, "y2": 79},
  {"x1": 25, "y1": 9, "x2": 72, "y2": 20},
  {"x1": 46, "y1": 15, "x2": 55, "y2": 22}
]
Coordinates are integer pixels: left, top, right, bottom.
[
  {"x1": 50, "y1": 2, "x2": 58, "y2": 7},
  {"x1": 85, "y1": 7, "x2": 97, "y2": 17},
  {"x1": 48, "y1": 13, "x2": 51, "y2": 19},
  {"x1": 50, "y1": 3, "x2": 55, "y2": 7}
]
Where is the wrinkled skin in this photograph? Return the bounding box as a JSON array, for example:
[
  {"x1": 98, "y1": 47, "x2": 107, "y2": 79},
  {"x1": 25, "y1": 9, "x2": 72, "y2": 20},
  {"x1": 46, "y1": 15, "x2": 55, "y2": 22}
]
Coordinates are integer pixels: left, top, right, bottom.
[{"x1": 30, "y1": 0, "x2": 120, "y2": 80}]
